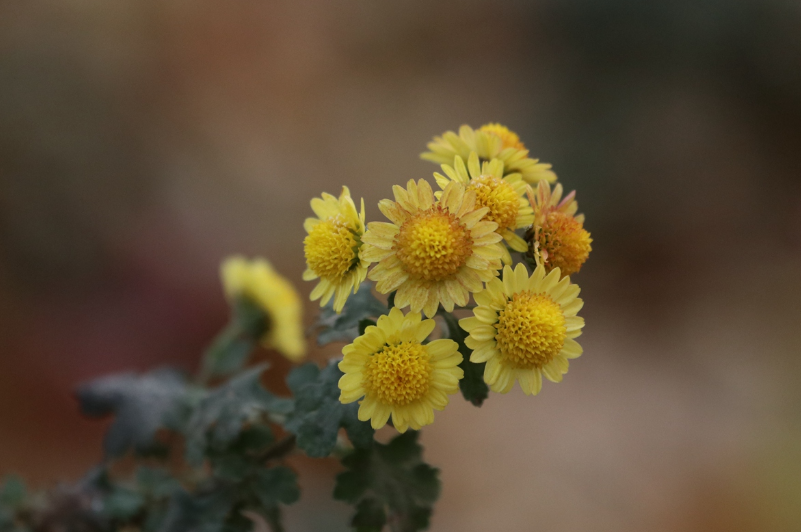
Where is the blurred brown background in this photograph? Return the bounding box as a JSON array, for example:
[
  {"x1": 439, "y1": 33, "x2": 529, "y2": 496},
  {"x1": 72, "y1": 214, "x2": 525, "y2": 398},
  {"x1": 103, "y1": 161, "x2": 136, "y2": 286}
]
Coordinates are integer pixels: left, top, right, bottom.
[{"x1": 1, "y1": 1, "x2": 801, "y2": 531}]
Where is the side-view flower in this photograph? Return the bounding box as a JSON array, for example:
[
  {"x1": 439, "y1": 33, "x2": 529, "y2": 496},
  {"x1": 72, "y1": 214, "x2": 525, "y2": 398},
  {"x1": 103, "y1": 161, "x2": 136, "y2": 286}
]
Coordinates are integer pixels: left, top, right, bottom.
[
  {"x1": 421, "y1": 123, "x2": 558, "y2": 184},
  {"x1": 303, "y1": 186, "x2": 368, "y2": 312},
  {"x1": 221, "y1": 255, "x2": 306, "y2": 361},
  {"x1": 525, "y1": 180, "x2": 593, "y2": 277}
]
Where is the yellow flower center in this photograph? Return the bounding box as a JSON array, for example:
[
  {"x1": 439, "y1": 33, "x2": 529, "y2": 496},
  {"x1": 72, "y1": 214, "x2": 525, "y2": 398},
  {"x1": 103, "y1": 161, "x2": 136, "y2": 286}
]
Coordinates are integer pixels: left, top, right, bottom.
[
  {"x1": 467, "y1": 175, "x2": 519, "y2": 231},
  {"x1": 363, "y1": 341, "x2": 432, "y2": 406},
  {"x1": 304, "y1": 215, "x2": 359, "y2": 281},
  {"x1": 494, "y1": 291, "x2": 566, "y2": 369},
  {"x1": 537, "y1": 212, "x2": 592, "y2": 277},
  {"x1": 480, "y1": 123, "x2": 526, "y2": 151},
  {"x1": 394, "y1": 205, "x2": 473, "y2": 281}
]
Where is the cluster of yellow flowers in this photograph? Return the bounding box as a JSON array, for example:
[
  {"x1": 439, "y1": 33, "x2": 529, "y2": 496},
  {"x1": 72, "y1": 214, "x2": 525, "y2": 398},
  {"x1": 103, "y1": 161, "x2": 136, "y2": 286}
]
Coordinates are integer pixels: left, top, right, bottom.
[{"x1": 226, "y1": 124, "x2": 593, "y2": 434}]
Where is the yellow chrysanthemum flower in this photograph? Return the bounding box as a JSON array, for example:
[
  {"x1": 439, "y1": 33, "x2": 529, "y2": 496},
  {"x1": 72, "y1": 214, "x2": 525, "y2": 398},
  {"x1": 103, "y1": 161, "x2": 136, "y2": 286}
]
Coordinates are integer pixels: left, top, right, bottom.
[
  {"x1": 460, "y1": 264, "x2": 584, "y2": 395},
  {"x1": 421, "y1": 123, "x2": 557, "y2": 184},
  {"x1": 338, "y1": 307, "x2": 463, "y2": 432},
  {"x1": 221, "y1": 256, "x2": 306, "y2": 361},
  {"x1": 361, "y1": 179, "x2": 504, "y2": 318},
  {"x1": 433, "y1": 151, "x2": 534, "y2": 265},
  {"x1": 303, "y1": 186, "x2": 369, "y2": 313},
  {"x1": 480, "y1": 123, "x2": 527, "y2": 151},
  {"x1": 525, "y1": 181, "x2": 592, "y2": 277}
]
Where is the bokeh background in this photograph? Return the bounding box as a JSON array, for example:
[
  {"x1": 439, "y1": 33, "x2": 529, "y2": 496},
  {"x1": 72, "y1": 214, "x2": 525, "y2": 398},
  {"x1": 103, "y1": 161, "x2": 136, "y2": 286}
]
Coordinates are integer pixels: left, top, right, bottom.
[{"x1": 2, "y1": 1, "x2": 801, "y2": 530}]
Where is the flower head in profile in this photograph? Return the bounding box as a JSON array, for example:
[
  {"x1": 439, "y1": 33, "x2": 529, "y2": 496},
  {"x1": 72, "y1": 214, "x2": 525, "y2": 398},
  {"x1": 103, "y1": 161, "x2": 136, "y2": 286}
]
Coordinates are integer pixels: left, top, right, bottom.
[
  {"x1": 525, "y1": 181, "x2": 592, "y2": 278},
  {"x1": 421, "y1": 123, "x2": 557, "y2": 184},
  {"x1": 434, "y1": 151, "x2": 534, "y2": 264},
  {"x1": 361, "y1": 179, "x2": 503, "y2": 318},
  {"x1": 221, "y1": 256, "x2": 306, "y2": 361},
  {"x1": 303, "y1": 186, "x2": 368, "y2": 312},
  {"x1": 338, "y1": 307, "x2": 463, "y2": 432},
  {"x1": 460, "y1": 264, "x2": 584, "y2": 395}
]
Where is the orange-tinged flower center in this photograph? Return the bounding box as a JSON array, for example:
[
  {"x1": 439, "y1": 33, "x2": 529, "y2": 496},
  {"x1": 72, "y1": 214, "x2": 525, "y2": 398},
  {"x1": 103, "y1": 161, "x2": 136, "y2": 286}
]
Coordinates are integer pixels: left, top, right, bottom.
[
  {"x1": 537, "y1": 212, "x2": 592, "y2": 277},
  {"x1": 304, "y1": 215, "x2": 359, "y2": 280},
  {"x1": 363, "y1": 341, "x2": 432, "y2": 406},
  {"x1": 467, "y1": 175, "x2": 519, "y2": 231},
  {"x1": 394, "y1": 205, "x2": 473, "y2": 281},
  {"x1": 480, "y1": 123, "x2": 526, "y2": 151},
  {"x1": 495, "y1": 291, "x2": 566, "y2": 369}
]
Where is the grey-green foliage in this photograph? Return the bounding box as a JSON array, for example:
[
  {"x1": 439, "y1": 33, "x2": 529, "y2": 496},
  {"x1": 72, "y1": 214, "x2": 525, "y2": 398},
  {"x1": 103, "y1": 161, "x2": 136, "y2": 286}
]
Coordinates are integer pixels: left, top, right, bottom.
[
  {"x1": 160, "y1": 425, "x2": 299, "y2": 532},
  {"x1": 159, "y1": 486, "x2": 237, "y2": 532},
  {"x1": 284, "y1": 361, "x2": 374, "y2": 458},
  {"x1": 334, "y1": 431, "x2": 441, "y2": 532},
  {"x1": 248, "y1": 467, "x2": 300, "y2": 532},
  {"x1": 312, "y1": 283, "x2": 388, "y2": 345},
  {"x1": 202, "y1": 297, "x2": 268, "y2": 379},
  {"x1": 0, "y1": 476, "x2": 26, "y2": 532},
  {"x1": 12, "y1": 275, "x2": 457, "y2": 532},
  {"x1": 76, "y1": 368, "x2": 188, "y2": 457},
  {"x1": 86, "y1": 468, "x2": 146, "y2": 521},
  {"x1": 64, "y1": 344, "x2": 306, "y2": 532},
  {"x1": 185, "y1": 365, "x2": 293, "y2": 465}
]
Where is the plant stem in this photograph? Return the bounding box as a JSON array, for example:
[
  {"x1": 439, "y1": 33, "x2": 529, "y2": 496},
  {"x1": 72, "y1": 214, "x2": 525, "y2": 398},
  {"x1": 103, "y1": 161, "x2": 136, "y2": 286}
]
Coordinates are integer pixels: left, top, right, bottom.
[{"x1": 258, "y1": 434, "x2": 297, "y2": 462}]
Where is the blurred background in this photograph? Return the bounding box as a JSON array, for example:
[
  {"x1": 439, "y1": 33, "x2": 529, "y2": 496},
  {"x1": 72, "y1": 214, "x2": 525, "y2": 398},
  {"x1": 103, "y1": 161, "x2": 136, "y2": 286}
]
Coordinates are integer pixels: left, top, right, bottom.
[{"x1": 1, "y1": 0, "x2": 801, "y2": 530}]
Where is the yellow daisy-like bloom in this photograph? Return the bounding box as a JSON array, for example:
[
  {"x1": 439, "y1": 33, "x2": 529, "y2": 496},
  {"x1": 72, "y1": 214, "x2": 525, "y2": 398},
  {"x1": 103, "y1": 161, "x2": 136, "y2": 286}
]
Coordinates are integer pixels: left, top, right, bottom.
[
  {"x1": 525, "y1": 180, "x2": 592, "y2": 277},
  {"x1": 460, "y1": 264, "x2": 584, "y2": 395},
  {"x1": 433, "y1": 151, "x2": 534, "y2": 264},
  {"x1": 338, "y1": 307, "x2": 463, "y2": 432},
  {"x1": 480, "y1": 123, "x2": 527, "y2": 151},
  {"x1": 421, "y1": 123, "x2": 557, "y2": 184},
  {"x1": 361, "y1": 179, "x2": 504, "y2": 318},
  {"x1": 221, "y1": 256, "x2": 306, "y2": 361},
  {"x1": 303, "y1": 186, "x2": 369, "y2": 313}
]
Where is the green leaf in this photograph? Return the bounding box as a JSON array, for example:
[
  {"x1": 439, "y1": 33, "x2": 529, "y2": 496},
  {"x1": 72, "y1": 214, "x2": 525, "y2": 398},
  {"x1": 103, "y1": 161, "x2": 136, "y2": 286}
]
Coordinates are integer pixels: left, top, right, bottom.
[
  {"x1": 185, "y1": 366, "x2": 292, "y2": 465},
  {"x1": 285, "y1": 363, "x2": 319, "y2": 394},
  {"x1": 0, "y1": 509, "x2": 14, "y2": 530},
  {"x1": 249, "y1": 466, "x2": 300, "y2": 531},
  {"x1": 160, "y1": 487, "x2": 235, "y2": 532},
  {"x1": 352, "y1": 498, "x2": 386, "y2": 532},
  {"x1": 284, "y1": 362, "x2": 374, "y2": 458},
  {"x1": 76, "y1": 369, "x2": 188, "y2": 457},
  {"x1": 334, "y1": 431, "x2": 440, "y2": 532},
  {"x1": 202, "y1": 297, "x2": 268, "y2": 379},
  {"x1": 0, "y1": 476, "x2": 26, "y2": 531},
  {"x1": 100, "y1": 487, "x2": 145, "y2": 520},
  {"x1": 0, "y1": 477, "x2": 25, "y2": 508},
  {"x1": 207, "y1": 425, "x2": 277, "y2": 482},
  {"x1": 440, "y1": 311, "x2": 488, "y2": 406},
  {"x1": 312, "y1": 283, "x2": 388, "y2": 345},
  {"x1": 136, "y1": 467, "x2": 183, "y2": 500},
  {"x1": 217, "y1": 465, "x2": 300, "y2": 532}
]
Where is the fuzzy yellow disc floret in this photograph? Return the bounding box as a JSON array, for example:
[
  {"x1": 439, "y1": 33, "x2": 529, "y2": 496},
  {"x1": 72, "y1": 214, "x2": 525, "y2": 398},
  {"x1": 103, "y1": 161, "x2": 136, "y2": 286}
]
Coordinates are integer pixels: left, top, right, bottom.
[
  {"x1": 467, "y1": 174, "x2": 520, "y2": 232},
  {"x1": 362, "y1": 341, "x2": 432, "y2": 406},
  {"x1": 304, "y1": 215, "x2": 358, "y2": 281},
  {"x1": 394, "y1": 205, "x2": 473, "y2": 281},
  {"x1": 495, "y1": 292, "x2": 566, "y2": 369},
  {"x1": 537, "y1": 211, "x2": 592, "y2": 277}
]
